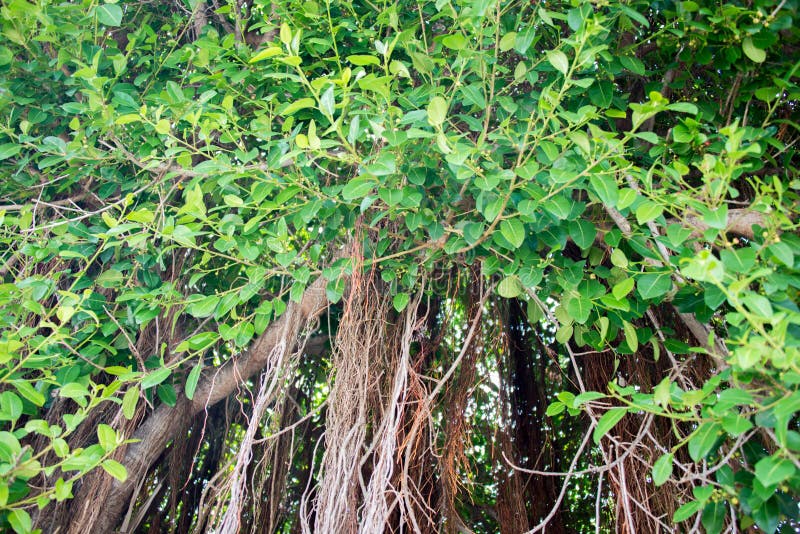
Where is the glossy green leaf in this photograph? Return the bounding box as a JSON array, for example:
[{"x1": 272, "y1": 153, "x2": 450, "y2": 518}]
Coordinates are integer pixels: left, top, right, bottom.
[
  {"x1": 185, "y1": 363, "x2": 202, "y2": 400},
  {"x1": 547, "y1": 50, "x2": 569, "y2": 75},
  {"x1": 755, "y1": 456, "x2": 795, "y2": 487},
  {"x1": 95, "y1": 3, "x2": 123, "y2": 26},
  {"x1": 141, "y1": 368, "x2": 171, "y2": 390},
  {"x1": 122, "y1": 387, "x2": 139, "y2": 420},
  {"x1": 688, "y1": 422, "x2": 722, "y2": 461},
  {"x1": 652, "y1": 453, "x2": 673, "y2": 486},
  {"x1": 593, "y1": 407, "x2": 627, "y2": 444},
  {"x1": 500, "y1": 219, "x2": 525, "y2": 249},
  {"x1": 427, "y1": 96, "x2": 448, "y2": 127}
]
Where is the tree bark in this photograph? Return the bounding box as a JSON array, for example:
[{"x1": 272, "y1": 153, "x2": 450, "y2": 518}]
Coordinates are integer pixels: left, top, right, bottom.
[{"x1": 61, "y1": 275, "x2": 329, "y2": 533}]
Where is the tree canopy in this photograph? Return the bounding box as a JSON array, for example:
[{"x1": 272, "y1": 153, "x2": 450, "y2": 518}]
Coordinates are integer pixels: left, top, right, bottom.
[{"x1": 0, "y1": 0, "x2": 799, "y2": 532}]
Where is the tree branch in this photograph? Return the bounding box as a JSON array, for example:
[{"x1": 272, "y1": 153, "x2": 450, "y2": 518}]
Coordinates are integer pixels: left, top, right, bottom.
[{"x1": 62, "y1": 275, "x2": 330, "y2": 533}]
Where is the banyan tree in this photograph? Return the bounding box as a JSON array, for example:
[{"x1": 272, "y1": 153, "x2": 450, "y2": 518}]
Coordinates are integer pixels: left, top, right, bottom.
[{"x1": 0, "y1": 0, "x2": 798, "y2": 532}]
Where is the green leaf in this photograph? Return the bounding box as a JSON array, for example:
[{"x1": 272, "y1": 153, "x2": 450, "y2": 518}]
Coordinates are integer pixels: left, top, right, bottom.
[
  {"x1": 0, "y1": 143, "x2": 22, "y2": 161},
  {"x1": 701, "y1": 501, "x2": 726, "y2": 534},
  {"x1": 589, "y1": 174, "x2": 619, "y2": 207},
  {"x1": 637, "y1": 272, "x2": 672, "y2": 300},
  {"x1": 569, "y1": 220, "x2": 596, "y2": 249},
  {"x1": 596, "y1": 316, "x2": 609, "y2": 340},
  {"x1": 593, "y1": 407, "x2": 627, "y2": 444},
  {"x1": 185, "y1": 363, "x2": 202, "y2": 400},
  {"x1": 95, "y1": 3, "x2": 123, "y2": 26},
  {"x1": 588, "y1": 80, "x2": 613, "y2": 108},
  {"x1": 500, "y1": 219, "x2": 525, "y2": 249},
  {"x1": 393, "y1": 292, "x2": 410, "y2": 312},
  {"x1": 342, "y1": 177, "x2": 375, "y2": 200},
  {"x1": 497, "y1": 276, "x2": 524, "y2": 299},
  {"x1": 141, "y1": 368, "x2": 171, "y2": 390},
  {"x1": 652, "y1": 453, "x2": 673, "y2": 486},
  {"x1": 742, "y1": 37, "x2": 766, "y2": 63},
  {"x1": 623, "y1": 320, "x2": 638, "y2": 352},
  {"x1": 688, "y1": 422, "x2": 721, "y2": 461},
  {"x1": 157, "y1": 383, "x2": 177, "y2": 406},
  {"x1": 186, "y1": 295, "x2": 220, "y2": 318},
  {"x1": 635, "y1": 201, "x2": 663, "y2": 224},
  {"x1": 122, "y1": 386, "x2": 138, "y2": 420},
  {"x1": 320, "y1": 85, "x2": 335, "y2": 117},
  {"x1": 347, "y1": 54, "x2": 381, "y2": 66},
  {"x1": 427, "y1": 96, "x2": 448, "y2": 127},
  {"x1": 720, "y1": 248, "x2": 756, "y2": 274},
  {"x1": 752, "y1": 497, "x2": 780, "y2": 534},
  {"x1": 97, "y1": 424, "x2": 117, "y2": 452},
  {"x1": 755, "y1": 456, "x2": 796, "y2": 487},
  {"x1": 673, "y1": 500, "x2": 702, "y2": 523},
  {"x1": 8, "y1": 509, "x2": 32, "y2": 534},
  {"x1": 547, "y1": 50, "x2": 569, "y2": 75},
  {"x1": 566, "y1": 295, "x2": 592, "y2": 324},
  {"x1": 102, "y1": 459, "x2": 128, "y2": 482},
  {"x1": 768, "y1": 242, "x2": 793, "y2": 267}
]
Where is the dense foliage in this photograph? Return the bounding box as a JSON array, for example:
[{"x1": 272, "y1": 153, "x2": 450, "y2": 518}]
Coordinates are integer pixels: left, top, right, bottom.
[{"x1": 0, "y1": 0, "x2": 798, "y2": 531}]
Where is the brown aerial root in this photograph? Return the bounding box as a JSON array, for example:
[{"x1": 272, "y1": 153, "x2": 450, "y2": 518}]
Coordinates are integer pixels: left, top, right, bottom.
[{"x1": 302, "y1": 245, "x2": 396, "y2": 533}]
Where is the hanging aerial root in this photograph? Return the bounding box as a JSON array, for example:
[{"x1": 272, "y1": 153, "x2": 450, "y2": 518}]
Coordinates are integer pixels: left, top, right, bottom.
[
  {"x1": 213, "y1": 317, "x2": 315, "y2": 533},
  {"x1": 359, "y1": 287, "x2": 425, "y2": 532},
  {"x1": 305, "y1": 249, "x2": 395, "y2": 534}
]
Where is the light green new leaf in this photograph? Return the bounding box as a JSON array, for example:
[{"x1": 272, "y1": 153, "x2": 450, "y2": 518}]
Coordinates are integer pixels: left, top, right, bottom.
[
  {"x1": 97, "y1": 424, "x2": 117, "y2": 452},
  {"x1": 635, "y1": 201, "x2": 663, "y2": 224},
  {"x1": 102, "y1": 459, "x2": 128, "y2": 482},
  {"x1": 8, "y1": 509, "x2": 32, "y2": 534},
  {"x1": 612, "y1": 277, "x2": 634, "y2": 300},
  {"x1": 122, "y1": 386, "x2": 139, "y2": 420}
]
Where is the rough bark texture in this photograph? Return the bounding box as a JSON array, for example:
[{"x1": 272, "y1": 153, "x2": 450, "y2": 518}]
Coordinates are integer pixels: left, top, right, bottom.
[{"x1": 60, "y1": 276, "x2": 329, "y2": 533}]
